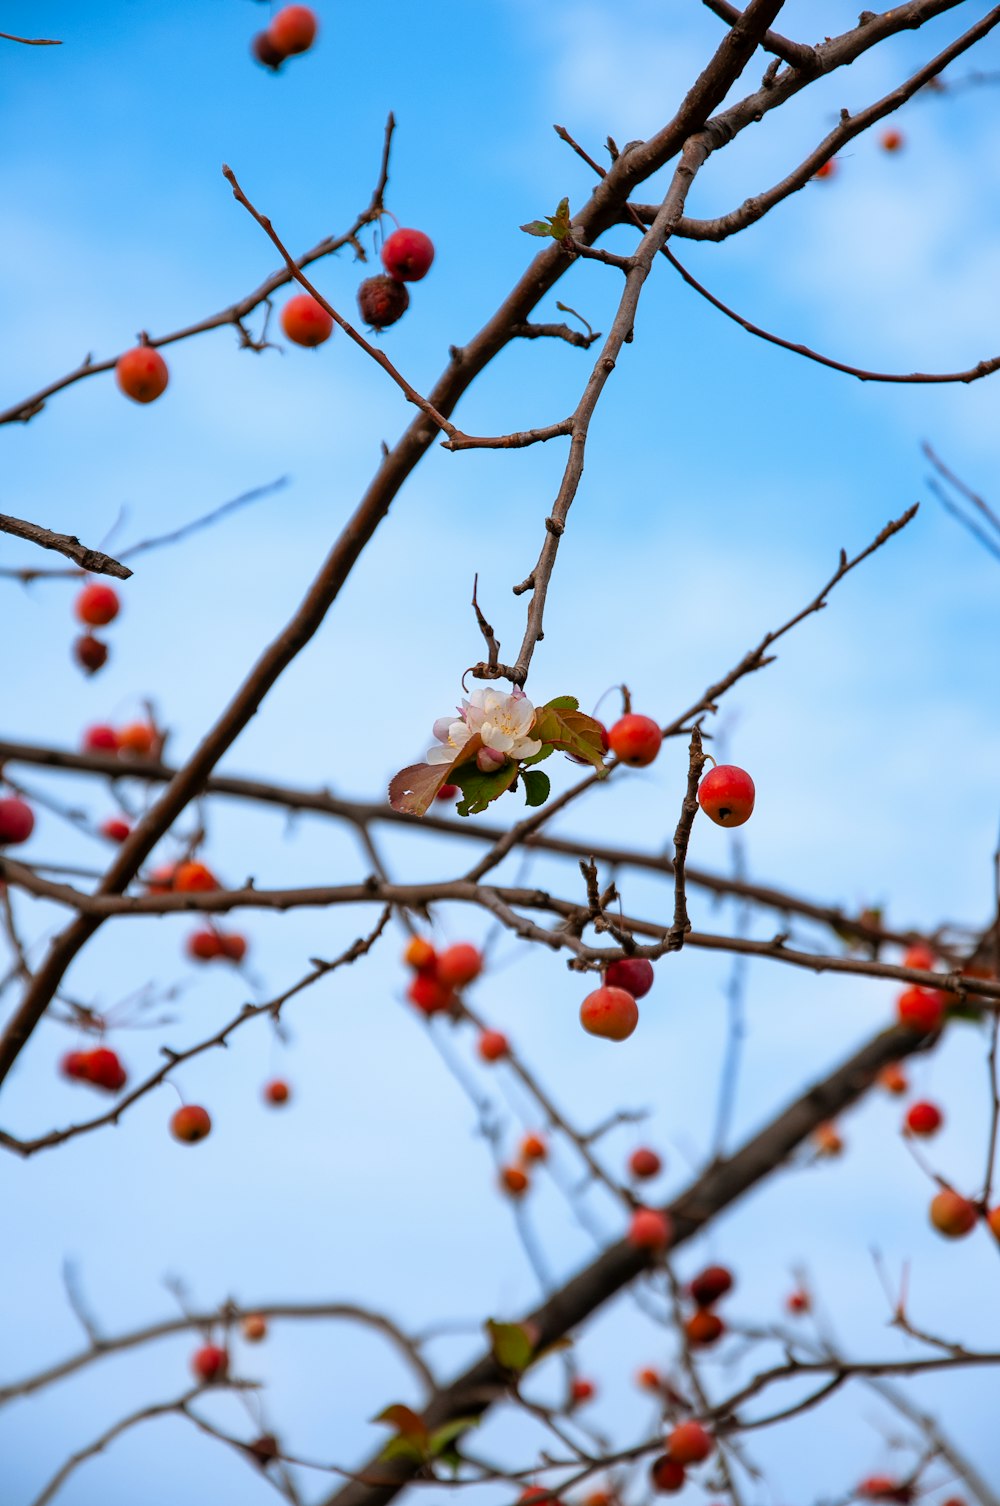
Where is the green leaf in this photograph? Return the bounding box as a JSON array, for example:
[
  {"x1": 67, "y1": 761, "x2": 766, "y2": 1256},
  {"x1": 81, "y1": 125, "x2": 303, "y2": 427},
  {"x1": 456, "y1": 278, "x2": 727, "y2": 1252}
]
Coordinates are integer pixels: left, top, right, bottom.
[
  {"x1": 519, "y1": 198, "x2": 572, "y2": 242},
  {"x1": 532, "y1": 702, "x2": 608, "y2": 773},
  {"x1": 520, "y1": 742, "x2": 554, "y2": 768},
  {"x1": 544, "y1": 695, "x2": 579, "y2": 711},
  {"x1": 453, "y1": 759, "x2": 520, "y2": 817},
  {"x1": 378, "y1": 1435, "x2": 430, "y2": 1464},
  {"x1": 428, "y1": 1417, "x2": 480, "y2": 1457},
  {"x1": 388, "y1": 734, "x2": 484, "y2": 817},
  {"x1": 522, "y1": 769, "x2": 550, "y2": 808},
  {"x1": 485, "y1": 1319, "x2": 535, "y2": 1374}
]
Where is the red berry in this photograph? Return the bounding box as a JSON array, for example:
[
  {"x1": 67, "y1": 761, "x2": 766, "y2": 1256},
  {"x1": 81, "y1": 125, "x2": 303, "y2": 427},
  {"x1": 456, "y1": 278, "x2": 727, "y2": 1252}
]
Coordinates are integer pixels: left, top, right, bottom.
[
  {"x1": 901, "y1": 943, "x2": 936, "y2": 971},
  {"x1": 814, "y1": 158, "x2": 837, "y2": 180},
  {"x1": 100, "y1": 817, "x2": 131, "y2": 843},
  {"x1": 357, "y1": 275, "x2": 409, "y2": 329},
  {"x1": 242, "y1": 1312, "x2": 268, "y2": 1341},
  {"x1": 685, "y1": 1309, "x2": 725, "y2": 1347},
  {"x1": 628, "y1": 1146, "x2": 662, "y2": 1180},
  {"x1": 477, "y1": 1029, "x2": 509, "y2": 1063},
  {"x1": 858, "y1": 1478, "x2": 913, "y2": 1504},
  {"x1": 60, "y1": 1050, "x2": 91, "y2": 1081},
  {"x1": 689, "y1": 1265, "x2": 733, "y2": 1308},
  {"x1": 580, "y1": 985, "x2": 638, "y2": 1041},
  {"x1": 118, "y1": 722, "x2": 156, "y2": 757},
  {"x1": 86, "y1": 1046, "x2": 127, "y2": 1092},
  {"x1": 570, "y1": 1377, "x2": 595, "y2": 1404},
  {"x1": 628, "y1": 1207, "x2": 672, "y2": 1251},
  {"x1": 263, "y1": 1078, "x2": 291, "y2": 1106},
  {"x1": 145, "y1": 862, "x2": 177, "y2": 893},
  {"x1": 650, "y1": 1456, "x2": 686, "y2": 1493},
  {"x1": 171, "y1": 1104, "x2": 212, "y2": 1143},
  {"x1": 187, "y1": 930, "x2": 223, "y2": 962},
  {"x1": 786, "y1": 1289, "x2": 810, "y2": 1315},
  {"x1": 437, "y1": 943, "x2": 483, "y2": 988},
  {"x1": 814, "y1": 1121, "x2": 844, "y2": 1156},
  {"x1": 666, "y1": 1420, "x2": 713, "y2": 1465},
  {"x1": 380, "y1": 228, "x2": 435, "y2": 283},
  {"x1": 251, "y1": 30, "x2": 286, "y2": 69},
  {"x1": 116, "y1": 345, "x2": 169, "y2": 404},
  {"x1": 0, "y1": 797, "x2": 34, "y2": 845},
  {"x1": 605, "y1": 957, "x2": 654, "y2": 998},
  {"x1": 173, "y1": 861, "x2": 218, "y2": 893},
  {"x1": 987, "y1": 1206, "x2": 1000, "y2": 1239},
  {"x1": 500, "y1": 1165, "x2": 529, "y2": 1197},
  {"x1": 697, "y1": 765, "x2": 755, "y2": 827},
  {"x1": 880, "y1": 128, "x2": 904, "y2": 152},
  {"x1": 436, "y1": 783, "x2": 459, "y2": 801},
  {"x1": 281, "y1": 293, "x2": 334, "y2": 347},
  {"x1": 75, "y1": 582, "x2": 120, "y2": 627},
  {"x1": 607, "y1": 714, "x2": 662, "y2": 767},
  {"x1": 268, "y1": 5, "x2": 317, "y2": 55},
  {"x1": 407, "y1": 974, "x2": 455, "y2": 1015},
  {"x1": 878, "y1": 1062, "x2": 909, "y2": 1095},
  {"x1": 929, "y1": 1189, "x2": 978, "y2": 1238},
  {"x1": 904, "y1": 1100, "x2": 943, "y2": 1136},
  {"x1": 220, "y1": 933, "x2": 248, "y2": 963},
  {"x1": 191, "y1": 1343, "x2": 228, "y2": 1383},
  {"x1": 636, "y1": 1366, "x2": 661, "y2": 1391},
  {"x1": 521, "y1": 1132, "x2": 547, "y2": 1162},
  {"x1": 896, "y1": 986, "x2": 945, "y2": 1033},
  {"x1": 82, "y1": 724, "x2": 120, "y2": 754},
  {"x1": 74, "y1": 633, "x2": 108, "y2": 675},
  {"x1": 403, "y1": 936, "x2": 437, "y2": 971}
]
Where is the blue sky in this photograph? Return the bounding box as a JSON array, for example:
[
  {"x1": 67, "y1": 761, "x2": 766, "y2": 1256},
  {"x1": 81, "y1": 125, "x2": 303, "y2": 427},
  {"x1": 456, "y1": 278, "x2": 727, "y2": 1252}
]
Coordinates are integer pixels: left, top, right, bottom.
[{"x1": 1, "y1": 2, "x2": 999, "y2": 1503}]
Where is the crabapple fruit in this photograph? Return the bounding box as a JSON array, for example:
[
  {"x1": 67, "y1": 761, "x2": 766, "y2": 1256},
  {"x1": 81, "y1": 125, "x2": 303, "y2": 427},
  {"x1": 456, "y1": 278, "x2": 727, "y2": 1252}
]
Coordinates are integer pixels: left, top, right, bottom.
[
  {"x1": 580, "y1": 985, "x2": 638, "y2": 1041},
  {"x1": 86, "y1": 1046, "x2": 127, "y2": 1092},
  {"x1": 281, "y1": 293, "x2": 334, "y2": 347},
  {"x1": 116, "y1": 345, "x2": 168, "y2": 404},
  {"x1": 604, "y1": 957, "x2": 654, "y2": 998},
  {"x1": 100, "y1": 816, "x2": 131, "y2": 843},
  {"x1": 251, "y1": 30, "x2": 285, "y2": 69},
  {"x1": 929, "y1": 1189, "x2": 977, "y2": 1238},
  {"x1": 904, "y1": 1100, "x2": 943, "y2": 1136},
  {"x1": 627, "y1": 1207, "x2": 672, "y2": 1250},
  {"x1": 896, "y1": 986, "x2": 945, "y2": 1033},
  {"x1": 666, "y1": 1420, "x2": 713, "y2": 1465},
  {"x1": 697, "y1": 765, "x2": 755, "y2": 827},
  {"x1": 191, "y1": 1343, "x2": 228, "y2": 1383},
  {"x1": 171, "y1": 1104, "x2": 212, "y2": 1143},
  {"x1": 380, "y1": 228, "x2": 435, "y2": 282},
  {"x1": 878, "y1": 1062, "x2": 909, "y2": 1095},
  {"x1": 685, "y1": 1309, "x2": 724, "y2": 1347},
  {"x1": 263, "y1": 1078, "x2": 291, "y2": 1106},
  {"x1": 628, "y1": 1146, "x2": 662, "y2": 1180},
  {"x1": 650, "y1": 1457, "x2": 686, "y2": 1493},
  {"x1": 689, "y1": 1265, "x2": 733, "y2": 1308},
  {"x1": 0, "y1": 797, "x2": 35, "y2": 845},
  {"x1": 357, "y1": 275, "x2": 409, "y2": 329},
  {"x1": 75, "y1": 582, "x2": 120, "y2": 627},
  {"x1": 607, "y1": 714, "x2": 662, "y2": 767},
  {"x1": 880, "y1": 128, "x2": 904, "y2": 152},
  {"x1": 242, "y1": 1313, "x2": 268, "y2": 1341},
  {"x1": 570, "y1": 1377, "x2": 595, "y2": 1404},
  {"x1": 786, "y1": 1289, "x2": 810, "y2": 1314},
  {"x1": 268, "y1": 4, "x2": 317, "y2": 55},
  {"x1": 74, "y1": 633, "x2": 108, "y2": 675},
  {"x1": 477, "y1": 1029, "x2": 509, "y2": 1062},
  {"x1": 403, "y1": 936, "x2": 436, "y2": 971},
  {"x1": 173, "y1": 861, "x2": 218, "y2": 893},
  {"x1": 500, "y1": 1165, "x2": 529, "y2": 1197},
  {"x1": 521, "y1": 1132, "x2": 547, "y2": 1162},
  {"x1": 118, "y1": 722, "x2": 156, "y2": 757},
  {"x1": 407, "y1": 975, "x2": 455, "y2": 1015},
  {"x1": 82, "y1": 724, "x2": 119, "y2": 754},
  {"x1": 436, "y1": 942, "x2": 483, "y2": 988}
]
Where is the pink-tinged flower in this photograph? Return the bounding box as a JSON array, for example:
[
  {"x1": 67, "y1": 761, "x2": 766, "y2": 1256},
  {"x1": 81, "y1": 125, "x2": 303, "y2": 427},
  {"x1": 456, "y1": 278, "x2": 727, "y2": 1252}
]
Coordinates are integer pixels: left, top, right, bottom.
[
  {"x1": 462, "y1": 689, "x2": 541, "y2": 761},
  {"x1": 426, "y1": 714, "x2": 474, "y2": 765}
]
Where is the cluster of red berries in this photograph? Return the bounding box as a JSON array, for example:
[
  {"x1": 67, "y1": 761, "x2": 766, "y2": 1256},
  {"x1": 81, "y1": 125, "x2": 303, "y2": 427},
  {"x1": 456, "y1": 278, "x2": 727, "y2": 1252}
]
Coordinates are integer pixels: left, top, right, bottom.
[
  {"x1": 358, "y1": 226, "x2": 435, "y2": 332},
  {"x1": 650, "y1": 1420, "x2": 715, "y2": 1493},
  {"x1": 74, "y1": 580, "x2": 123, "y2": 676},
  {"x1": 498, "y1": 1130, "x2": 547, "y2": 1200},
  {"x1": 402, "y1": 935, "x2": 482, "y2": 1016},
  {"x1": 0, "y1": 795, "x2": 35, "y2": 846},
  {"x1": 82, "y1": 719, "x2": 158, "y2": 759},
  {"x1": 61, "y1": 1045, "x2": 128, "y2": 1093},
  {"x1": 895, "y1": 942, "x2": 947, "y2": 1033},
  {"x1": 682, "y1": 1263, "x2": 733, "y2": 1348},
  {"x1": 251, "y1": 5, "x2": 318, "y2": 71},
  {"x1": 186, "y1": 928, "x2": 248, "y2": 965},
  {"x1": 580, "y1": 956, "x2": 654, "y2": 1043}
]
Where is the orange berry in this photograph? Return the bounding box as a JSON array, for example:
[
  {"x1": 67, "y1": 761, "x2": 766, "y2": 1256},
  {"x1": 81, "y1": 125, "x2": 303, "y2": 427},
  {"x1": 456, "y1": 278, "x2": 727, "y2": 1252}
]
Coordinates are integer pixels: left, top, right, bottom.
[
  {"x1": 116, "y1": 345, "x2": 169, "y2": 404},
  {"x1": 170, "y1": 1104, "x2": 212, "y2": 1143},
  {"x1": 263, "y1": 1078, "x2": 291, "y2": 1106},
  {"x1": 929, "y1": 1189, "x2": 978, "y2": 1238},
  {"x1": 437, "y1": 943, "x2": 483, "y2": 988},
  {"x1": 666, "y1": 1420, "x2": 713, "y2": 1465},
  {"x1": 521, "y1": 1132, "x2": 547, "y2": 1162},
  {"x1": 268, "y1": 4, "x2": 317, "y2": 55},
  {"x1": 403, "y1": 936, "x2": 436, "y2": 971},
  {"x1": 685, "y1": 1309, "x2": 724, "y2": 1347},
  {"x1": 628, "y1": 1207, "x2": 672, "y2": 1251},
  {"x1": 173, "y1": 861, "x2": 218, "y2": 893},
  {"x1": 242, "y1": 1313, "x2": 268, "y2": 1342},
  {"x1": 280, "y1": 293, "x2": 334, "y2": 347},
  {"x1": 580, "y1": 985, "x2": 638, "y2": 1041},
  {"x1": 500, "y1": 1165, "x2": 529, "y2": 1197},
  {"x1": 477, "y1": 1029, "x2": 509, "y2": 1062}
]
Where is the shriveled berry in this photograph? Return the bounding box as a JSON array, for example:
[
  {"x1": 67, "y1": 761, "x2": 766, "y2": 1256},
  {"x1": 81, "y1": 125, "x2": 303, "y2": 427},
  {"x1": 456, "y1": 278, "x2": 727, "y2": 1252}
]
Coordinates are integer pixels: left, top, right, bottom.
[
  {"x1": 74, "y1": 634, "x2": 108, "y2": 675},
  {"x1": 357, "y1": 275, "x2": 409, "y2": 330}
]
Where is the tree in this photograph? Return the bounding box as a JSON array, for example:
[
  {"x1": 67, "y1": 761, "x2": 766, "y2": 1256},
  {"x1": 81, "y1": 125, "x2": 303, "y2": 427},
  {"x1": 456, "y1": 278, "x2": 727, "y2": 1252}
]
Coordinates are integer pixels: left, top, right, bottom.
[{"x1": 1, "y1": 2, "x2": 999, "y2": 1503}]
